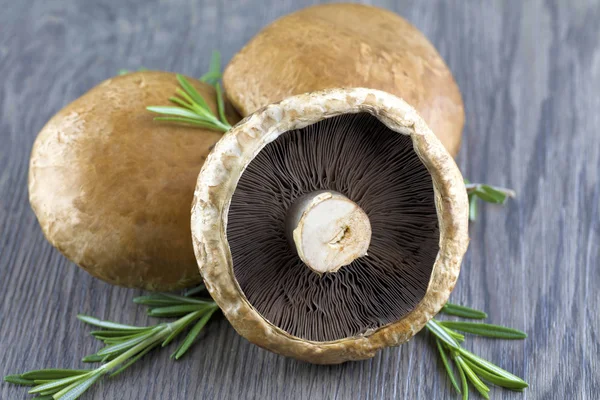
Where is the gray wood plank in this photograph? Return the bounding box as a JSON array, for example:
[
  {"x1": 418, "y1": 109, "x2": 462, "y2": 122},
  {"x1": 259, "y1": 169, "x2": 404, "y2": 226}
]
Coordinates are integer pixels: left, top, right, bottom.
[{"x1": 1, "y1": 0, "x2": 599, "y2": 399}]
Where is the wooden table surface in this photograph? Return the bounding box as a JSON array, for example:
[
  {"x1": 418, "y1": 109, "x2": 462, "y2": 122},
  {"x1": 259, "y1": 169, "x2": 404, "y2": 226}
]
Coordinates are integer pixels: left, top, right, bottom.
[{"x1": 1, "y1": 1, "x2": 599, "y2": 399}]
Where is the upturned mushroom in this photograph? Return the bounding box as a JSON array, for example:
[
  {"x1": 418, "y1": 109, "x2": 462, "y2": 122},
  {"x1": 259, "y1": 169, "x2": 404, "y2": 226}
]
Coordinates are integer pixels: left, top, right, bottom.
[
  {"x1": 191, "y1": 88, "x2": 469, "y2": 364},
  {"x1": 223, "y1": 3, "x2": 465, "y2": 157},
  {"x1": 29, "y1": 71, "x2": 240, "y2": 291}
]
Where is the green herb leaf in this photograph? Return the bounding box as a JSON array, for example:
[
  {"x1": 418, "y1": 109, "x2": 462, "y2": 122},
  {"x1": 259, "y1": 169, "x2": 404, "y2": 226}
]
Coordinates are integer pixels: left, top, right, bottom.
[
  {"x1": 442, "y1": 303, "x2": 488, "y2": 319},
  {"x1": 199, "y1": 71, "x2": 222, "y2": 84},
  {"x1": 147, "y1": 304, "x2": 209, "y2": 318},
  {"x1": 468, "y1": 194, "x2": 478, "y2": 221},
  {"x1": 174, "y1": 88, "x2": 201, "y2": 111},
  {"x1": 435, "y1": 339, "x2": 461, "y2": 394},
  {"x1": 152, "y1": 116, "x2": 223, "y2": 129},
  {"x1": 200, "y1": 51, "x2": 222, "y2": 85},
  {"x1": 20, "y1": 370, "x2": 89, "y2": 381},
  {"x1": 458, "y1": 348, "x2": 528, "y2": 387},
  {"x1": 455, "y1": 355, "x2": 490, "y2": 399},
  {"x1": 456, "y1": 359, "x2": 469, "y2": 400},
  {"x1": 54, "y1": 371, "x2": 104, "y2": 400},
  {"x1": 215, "y1": 82, "x2": 229, "y2": 126},
  {"x1": 3, "y1": 374, "x2": 36, "y2": 386},
  {"x1": 90, "y1": 329, "x2": 146, "y2": 340},
  {"x1": 479, "y1": 185, "x2": 509, "y2": 203},
  {"x1": 100, "y1": 331, "x2": 157, "y2": 345},
  {"x1": 473, "y1": 188, "x2": 503, "y2": 204},
  {"x1": 77, "y1": 315, "x2": 144, "y2": 331},
  {"x1": 147, "y1": 106, "x2": 210, "y2": 121},
  {"x1": 28, "y1": 373, "x2": 86, "y2": 394},
  {"x1": 162, "y1": 311, "x2": 202, "y2": 347},
  {"x1": 439, "y1": 322, "x2": 527, "y2": 340},
  {"x1": 81, "y1": 354, "x2": 105, "y2": 363},
  {"x1": 168, "y1": 95, "x2": 196, "y2": 111},
  {"x1": 173, "y1": 307, "x2": 217, "y2": 359},
  {"x1": 464, "y1": 181, "x2": 515, "y2": 221},
  {"x1": 109, "y1": 340, "x2": 161, "y2": 378},
  {"x1": 133, "y1": 296, "x2": 182, "y2": 306},
  {"x1": 426, "y1": 320, "x2": 460, "y2": 351},
  {"x1": 95, "y1": 328, "x2": 159, "y2": 356},
  {"x1": 463, "y1": 358, "x2": 528, "y2": 390},
  {"x1": 183, "y1": 285, "x2": 206, "y2": 297},
  {"x1": 156, "y1": 293, "x2": 213, "y2": 305},
  {"x1": 440, "y1": 324, "x2": 465, "y2": 342},
  {"x1": 176, "y1": 75, "x2": 211, "y2": 112}
]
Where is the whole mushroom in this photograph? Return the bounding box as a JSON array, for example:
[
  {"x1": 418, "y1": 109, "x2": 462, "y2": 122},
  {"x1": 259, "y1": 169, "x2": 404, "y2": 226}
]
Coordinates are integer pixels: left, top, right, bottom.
[
  {"x1": 29, "y1": 71, "x2": 240, "y2": 291},
  {"x1": 223, "y1": 3, "x2": 465, "y2": 157},
  {"x1": 191, "y1": 88, "x2": 469, "y2": 364}
]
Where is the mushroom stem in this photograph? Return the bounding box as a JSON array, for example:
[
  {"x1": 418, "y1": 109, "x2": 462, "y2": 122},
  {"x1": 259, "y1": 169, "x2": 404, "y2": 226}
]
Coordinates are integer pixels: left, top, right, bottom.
[{"x1": 285, "y1": 191, "x2": 372, "y2": 274}]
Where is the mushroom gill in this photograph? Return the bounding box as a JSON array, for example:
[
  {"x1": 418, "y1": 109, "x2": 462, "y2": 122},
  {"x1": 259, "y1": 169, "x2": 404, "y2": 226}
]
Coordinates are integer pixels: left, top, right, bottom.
[{"x1": 227, "y1": 112, "x2": 439, "y2": 342}]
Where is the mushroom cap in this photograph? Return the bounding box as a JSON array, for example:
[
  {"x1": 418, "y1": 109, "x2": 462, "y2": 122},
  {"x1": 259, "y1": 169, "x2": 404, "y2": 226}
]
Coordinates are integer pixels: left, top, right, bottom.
[
  {"x1": 223, "y1": 3, "x2": 465, "y2": 157},
  {"x1": 191, "y1": 88, "x2": 469, "y2": 364},
  {"x1": 29, "y1": 71, "x2": 240, "y2": 290}
]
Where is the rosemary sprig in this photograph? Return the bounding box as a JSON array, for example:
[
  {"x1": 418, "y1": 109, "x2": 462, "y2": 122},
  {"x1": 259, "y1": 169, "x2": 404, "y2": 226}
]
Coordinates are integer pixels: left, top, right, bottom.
[
  {"x1": 4, "y1": 288, "x2": 219, "y2": 400},
  {"x1": 146, "y1": 51, "x2": 231, "y2": 132},
  {"x1": 429, "y1": 302, "x2": 528, "y2": 398}
]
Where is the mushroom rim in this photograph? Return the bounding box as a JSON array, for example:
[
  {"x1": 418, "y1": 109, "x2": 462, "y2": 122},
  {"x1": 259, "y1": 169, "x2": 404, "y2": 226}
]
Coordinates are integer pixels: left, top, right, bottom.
[{"x1": 191, "y1": 87, "x2": 469, "y2": 364}]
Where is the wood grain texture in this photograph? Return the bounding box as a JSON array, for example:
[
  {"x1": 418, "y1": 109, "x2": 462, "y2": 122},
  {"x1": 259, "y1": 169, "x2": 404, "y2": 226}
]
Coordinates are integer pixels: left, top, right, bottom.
[{"x1": 0, "y1": 0, "x2": 598, "y2": 399}]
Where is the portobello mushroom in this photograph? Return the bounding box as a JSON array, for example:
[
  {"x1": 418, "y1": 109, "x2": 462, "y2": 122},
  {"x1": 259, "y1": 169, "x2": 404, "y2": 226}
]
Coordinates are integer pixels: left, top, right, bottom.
[
  {"x1": 191, "y1": 88, "x2": 469, "y2": 363},
  {"x1": 223, "y1": 3, "x2": 465, "y2": 157},
  {"x1": 29, "y1": 71, "x2": 240, "y2": 290}
]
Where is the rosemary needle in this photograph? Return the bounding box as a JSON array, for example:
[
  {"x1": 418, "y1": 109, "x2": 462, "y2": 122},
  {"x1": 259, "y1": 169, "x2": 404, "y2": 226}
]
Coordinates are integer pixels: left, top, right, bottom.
[
  {"x1": 441, "y1": 303, "x2": 488, "y2": 319},
  {"x1": 200, "y1": 50, "x2": 222, "y2": 85},
  {"x1": 457, "y1": 357, "x2": 469, "y2": 400},
  {"x1": 439, "y1": 321, "x2": 527, "y2": 340},
  {"x1": 435, "y1": 338, "x2": 461, "y2": 394}
]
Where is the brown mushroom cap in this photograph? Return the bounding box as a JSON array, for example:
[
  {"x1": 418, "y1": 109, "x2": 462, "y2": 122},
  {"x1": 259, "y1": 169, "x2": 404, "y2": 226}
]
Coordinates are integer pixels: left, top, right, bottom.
[
  {"x1": 223, "y1": 3, "x2": 465, "y2": 157},
  {"x1": 192, "y1": 88, "x2": 469, "y2": 364},
  {"x1": 29, "y1": 71, "x2": 240, "y2": 291}
]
